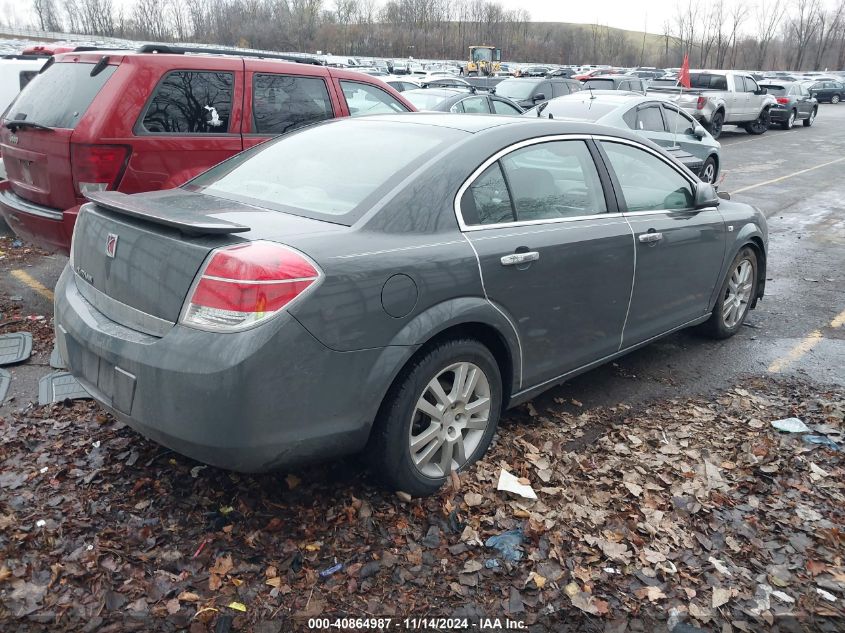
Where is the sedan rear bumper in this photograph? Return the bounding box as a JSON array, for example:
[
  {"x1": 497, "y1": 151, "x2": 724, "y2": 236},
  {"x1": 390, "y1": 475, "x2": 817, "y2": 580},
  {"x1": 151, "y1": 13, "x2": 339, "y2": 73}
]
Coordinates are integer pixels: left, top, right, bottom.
[
  {"x1": 54, "y1": 266, "x2": 394, "y2": 472},
  {"x1": 0, "y1": 185, "x2": 77, "y2": 254}
]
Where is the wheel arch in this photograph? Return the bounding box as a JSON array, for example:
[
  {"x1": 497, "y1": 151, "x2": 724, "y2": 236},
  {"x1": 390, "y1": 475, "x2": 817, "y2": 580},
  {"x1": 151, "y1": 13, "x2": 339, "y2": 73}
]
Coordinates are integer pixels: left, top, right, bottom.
[{"x1": 744, "y1": 236, "x2": 767, "y2": 308}]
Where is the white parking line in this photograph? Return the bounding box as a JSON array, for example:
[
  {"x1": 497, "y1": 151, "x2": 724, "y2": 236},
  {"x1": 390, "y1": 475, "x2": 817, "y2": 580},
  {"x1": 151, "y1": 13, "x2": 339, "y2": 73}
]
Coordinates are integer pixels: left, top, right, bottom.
[{"x1": 732, "y1": 156, "x2": 845, "y2": 194}]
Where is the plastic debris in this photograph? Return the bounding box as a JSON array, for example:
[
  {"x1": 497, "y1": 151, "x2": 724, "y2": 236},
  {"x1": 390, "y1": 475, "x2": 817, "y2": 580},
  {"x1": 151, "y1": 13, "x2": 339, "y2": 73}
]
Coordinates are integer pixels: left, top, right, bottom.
[
  {"x1": 92, "y1": 440, "x2": 101, "y2": 449},
  {"x1": 319, "y1": 562, "x2": 343, "y2": 578},
  {"x1": 39, "y1": 467, "x2": 48, "y2": 474},
  {"x1": 816, "y1": 588, "x2": 837, "y2": 602},
  {"x1": 35, "y1": 519, "x2": 46, "y2": 527},
  {"x1": 11, "y1": 239, "x2": 22, "y2": 248},
  {"x1": 38, "y1": 371, "x2": 91, "y2": 405},
  {"x1": 0, "y1": 332, "x2": 32, "y2": 366},
  {"x1": 190, "y1": 465, "x2": 207, "y2": 478},
  {"x1": 771, "y1": 590, "x2": 795, "y2": 604},
  {"x1": 484, "y1": 559, "x2": 500, "y2": 569},
  {"x1": 49, "y1": 346, "x2": 66, "y2": 370},
  {"x1": 496, "y1": 469, "x2": 537, "y2": 499},
  {"x1": 803, "y1": 435, "x2": 840, "y2": 450},
  {"x1": 0, "y1": 368, "x2": 10, "y2": 403},
  {"x1": 485, "y1": 528, "x2": 524, "y2": 562},
  {"x1": 771, "y1": 417, "x2": 809, "y2": 433}
]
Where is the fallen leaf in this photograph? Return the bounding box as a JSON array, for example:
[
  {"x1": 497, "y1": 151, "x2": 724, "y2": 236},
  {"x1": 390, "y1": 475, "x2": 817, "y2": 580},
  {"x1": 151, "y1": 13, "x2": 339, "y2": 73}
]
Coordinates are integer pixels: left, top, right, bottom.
[{"x1": 712, "y1": 587, "x2": 731, "y2": 609}]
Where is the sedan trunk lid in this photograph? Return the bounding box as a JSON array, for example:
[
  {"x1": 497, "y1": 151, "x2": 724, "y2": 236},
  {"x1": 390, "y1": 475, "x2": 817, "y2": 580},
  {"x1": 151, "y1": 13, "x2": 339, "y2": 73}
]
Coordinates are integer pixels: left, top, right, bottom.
[{"x1": 71, "y1": 189, "x2": 344, "y2": 331}]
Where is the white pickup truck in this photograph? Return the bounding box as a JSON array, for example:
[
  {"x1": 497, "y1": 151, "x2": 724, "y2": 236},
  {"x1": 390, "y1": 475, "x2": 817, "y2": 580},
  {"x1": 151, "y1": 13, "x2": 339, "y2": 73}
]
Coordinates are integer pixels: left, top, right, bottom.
[{"x1": 648, "y1": 70, "x2": 777, "y2": 139}]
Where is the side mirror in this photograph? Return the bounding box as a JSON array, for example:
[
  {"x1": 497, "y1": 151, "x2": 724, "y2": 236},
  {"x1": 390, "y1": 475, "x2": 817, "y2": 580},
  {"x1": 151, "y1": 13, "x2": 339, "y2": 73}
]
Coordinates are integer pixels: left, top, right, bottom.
[
  {"x1": 533, "y1": 93, "x2": 546, "y2": 101},
  {"x1": 694, "y1": 182, "x2": 720, "y2": 209},
  {"x1": 693, "y1": 124, "x2": 706, "y2": 139},
  {"x1": 717, "y1": 191, "x2": 732, "y2": 201}
]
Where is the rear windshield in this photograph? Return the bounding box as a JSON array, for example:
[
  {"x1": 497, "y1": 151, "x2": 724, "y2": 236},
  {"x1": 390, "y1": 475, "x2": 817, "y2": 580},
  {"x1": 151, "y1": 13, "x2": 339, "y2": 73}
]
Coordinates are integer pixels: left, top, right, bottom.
[
  {"x1": 403, "y1": 90, "x2": 452, "y2": 110},
  {"x1": 186, "y1": 119, "x2": 462, "y2": 224},
  {"x1": 531, "y1": 99, "x2": 618, "y2": 122},
  {"x1": 583, "y1": 79, "x2": 615, "y2": 90},
  {"x1": 762, "y1": 85, "x2": 786, "y2": 95},
  {"x1": 6, "y1": 61, "x2": 116, "y2": 129},
  {"x1": 495, "y1": 80, "x2": 540, "y2": 100},
  {"x1": 688, "y1": 73, "x2": 728, "y2": 90}
]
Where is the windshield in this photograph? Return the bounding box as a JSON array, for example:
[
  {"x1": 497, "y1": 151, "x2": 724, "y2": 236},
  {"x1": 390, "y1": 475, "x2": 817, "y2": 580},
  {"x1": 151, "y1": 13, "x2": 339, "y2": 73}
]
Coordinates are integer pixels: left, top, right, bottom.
[
  {"x1": 5, "y1": 61, "x2": 116, "y2": 129},
  {"x1": 402, "y1": 90, "x2": 452, "y2": 110},
  {"x1": 187, "y1": 119, "x2": 462, "y2": 224},
  {"x1": 495, "y1": 80, "x2": 538, "y2": 101},
  {"x1": 471, "y1": 48, "x2": 493, "y2": 63}
]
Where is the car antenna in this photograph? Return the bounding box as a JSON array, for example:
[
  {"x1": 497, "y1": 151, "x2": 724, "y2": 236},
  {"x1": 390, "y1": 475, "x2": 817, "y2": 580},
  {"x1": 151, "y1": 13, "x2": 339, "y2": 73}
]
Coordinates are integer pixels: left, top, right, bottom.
[{"x1": 588, "y1": 85, "x2": 595, "y2": 99}]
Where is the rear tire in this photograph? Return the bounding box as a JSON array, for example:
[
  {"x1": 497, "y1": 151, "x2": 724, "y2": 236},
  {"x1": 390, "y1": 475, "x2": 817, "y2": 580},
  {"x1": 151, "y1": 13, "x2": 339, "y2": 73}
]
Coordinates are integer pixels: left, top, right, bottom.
[
  {"x1": 369, "y1": 338, "x2": 502, "y2": 497},
  {"x1": 705, "y1": 111, "x2": 724, "y2": 139},
  {"x1": 803, "y1": 108, "x2": 816, "y2": 126},
  {"x1": 781, "y1": 110, "x2": 796, "y2": 129},
  {"x1": 832, "y1": 94, "x2": 841, "y2": 104},
  {"x1": 700, "y1": 247, "x2": 758, "y2": 339}
]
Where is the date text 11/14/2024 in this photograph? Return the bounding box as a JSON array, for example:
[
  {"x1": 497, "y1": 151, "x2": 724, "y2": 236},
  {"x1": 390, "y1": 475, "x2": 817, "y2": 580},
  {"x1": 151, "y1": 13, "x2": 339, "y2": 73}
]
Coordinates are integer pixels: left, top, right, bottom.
[{"x1": 306, "y1": 617, "x2": 527, "y2": 630}]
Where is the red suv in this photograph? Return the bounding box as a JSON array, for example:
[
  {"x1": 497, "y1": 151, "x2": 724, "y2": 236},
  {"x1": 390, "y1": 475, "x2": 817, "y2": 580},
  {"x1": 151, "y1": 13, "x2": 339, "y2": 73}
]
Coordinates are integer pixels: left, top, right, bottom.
[{"x1": 0, "y1": 45, "x2": 415, "y2": 253}]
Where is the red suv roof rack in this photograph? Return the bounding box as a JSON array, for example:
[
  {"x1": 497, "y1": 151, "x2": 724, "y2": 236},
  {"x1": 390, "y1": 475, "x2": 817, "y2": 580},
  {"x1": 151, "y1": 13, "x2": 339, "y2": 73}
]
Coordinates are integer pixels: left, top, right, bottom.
[{"x1": 136, "y1": 44, "x2": 326, "y2": 66}]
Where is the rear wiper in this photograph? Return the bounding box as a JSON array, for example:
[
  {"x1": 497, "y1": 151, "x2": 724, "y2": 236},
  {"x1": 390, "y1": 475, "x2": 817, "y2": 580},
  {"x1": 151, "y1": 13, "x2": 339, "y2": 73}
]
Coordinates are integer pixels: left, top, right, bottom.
[{"x1": 4, "y1": 120, "x2": 54, "y2": 132}]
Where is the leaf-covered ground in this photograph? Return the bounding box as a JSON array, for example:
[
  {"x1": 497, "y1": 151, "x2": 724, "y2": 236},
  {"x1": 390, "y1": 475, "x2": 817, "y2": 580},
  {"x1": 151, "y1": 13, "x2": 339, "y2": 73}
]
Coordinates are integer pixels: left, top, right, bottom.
[{"x1": 1, "y1": 377, "x2": 843, "y2": 632}]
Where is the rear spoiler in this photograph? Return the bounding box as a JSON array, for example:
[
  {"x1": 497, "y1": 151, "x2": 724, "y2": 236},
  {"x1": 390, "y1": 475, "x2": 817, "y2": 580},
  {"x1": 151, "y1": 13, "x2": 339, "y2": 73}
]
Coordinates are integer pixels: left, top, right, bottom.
[{"x1": 85, "y1": 191, "x2": 250, "y2": 235}]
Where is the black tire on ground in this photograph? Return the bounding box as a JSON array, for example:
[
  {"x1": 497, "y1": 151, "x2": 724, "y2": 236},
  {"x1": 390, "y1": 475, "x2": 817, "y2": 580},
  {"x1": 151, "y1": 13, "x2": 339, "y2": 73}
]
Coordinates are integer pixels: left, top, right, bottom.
[
  {"x1": 832, "y1": 94, "x2": 841, "y2": 104},
  {"x1": 803, "y1": 108, "x2": 817, "y2": 126},
  {"x1": 699, "y1": 156, "x2": 718, "y2": 183},
  {"x1": 744, "y1": 109, "x2": 770, "y2": 135},
  {"x1": 369, "y1": 338, "x2": 503, "y2": 497},
  {"x1": 781, "y1": 109, "x2": 796, "y2": 129},
  {"x1": 706, "y1": 110, "x2": 724, "y2": 139},
  {"x1": 700, "y1": 246, "x2": 758, "y2": 339}
]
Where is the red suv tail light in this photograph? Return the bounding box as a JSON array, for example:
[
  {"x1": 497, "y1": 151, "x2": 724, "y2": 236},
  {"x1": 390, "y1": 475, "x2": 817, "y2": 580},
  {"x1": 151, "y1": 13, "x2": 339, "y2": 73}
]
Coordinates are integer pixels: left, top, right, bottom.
[
  {"x1": 71, "y1": 144, "x2": 130, "y2": 196},
  {"x1": 180, "y1": 241, "x2": 321, "y2": 332},
  {"x1": 696, "y1": 96, "x2": 707, "y2": 110},
  {"x1": 775, "y1": 97, "x2": 789, "y2": 104}
]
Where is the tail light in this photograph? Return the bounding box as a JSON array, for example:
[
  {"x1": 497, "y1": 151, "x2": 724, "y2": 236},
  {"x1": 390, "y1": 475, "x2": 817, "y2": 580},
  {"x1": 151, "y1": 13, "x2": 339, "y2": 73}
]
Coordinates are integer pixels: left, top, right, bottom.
[
  {"x1": 696, "y1": 96, "x2": 707, "y2": 110},
  {"x1": 71, "y1": 144, "x2": 129, "y2": 197},
  {"x1": 180, "y1": 241, "x2": 321, "y2": 332},
  {"x1": 775, "y1": 97, "x2": 789, "y2": 104}
]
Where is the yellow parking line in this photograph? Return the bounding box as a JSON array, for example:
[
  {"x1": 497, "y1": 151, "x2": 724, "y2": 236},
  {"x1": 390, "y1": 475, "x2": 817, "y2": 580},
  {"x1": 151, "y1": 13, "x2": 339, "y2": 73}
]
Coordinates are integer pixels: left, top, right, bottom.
[
  {"x1": 768, "y1": 307, "x2": 845, "y2": 373},
  {"x1": 733, "y1": 156, "x2": 845, "y2": 194},
  {"x1": 10, "y1": 269, "x2": 54, "y2": 302}
]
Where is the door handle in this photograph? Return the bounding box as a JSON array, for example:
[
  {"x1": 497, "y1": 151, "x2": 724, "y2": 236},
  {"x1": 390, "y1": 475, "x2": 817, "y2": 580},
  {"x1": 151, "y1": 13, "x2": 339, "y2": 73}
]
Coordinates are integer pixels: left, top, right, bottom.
[
  {"x1": 638, "y1": 232, "x2": 663, "y2": 243},
  {"x1": 501, "y1": 251, "x2": 540, "y2": 266}
]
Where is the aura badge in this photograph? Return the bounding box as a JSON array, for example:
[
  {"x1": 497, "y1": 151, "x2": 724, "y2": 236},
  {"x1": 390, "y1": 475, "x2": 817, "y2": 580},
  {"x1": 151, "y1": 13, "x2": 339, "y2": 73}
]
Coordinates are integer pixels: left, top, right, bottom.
[{"x1": 106, "y1": 233, "x2": 119, "y2": 258}]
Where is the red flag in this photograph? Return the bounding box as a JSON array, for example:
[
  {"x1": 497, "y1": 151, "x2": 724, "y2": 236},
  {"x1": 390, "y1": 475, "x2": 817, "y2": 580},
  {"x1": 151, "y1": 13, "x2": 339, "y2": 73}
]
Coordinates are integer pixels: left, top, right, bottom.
[{"x1": 678, "y1": 53, "x2": 691, "y2": 89}]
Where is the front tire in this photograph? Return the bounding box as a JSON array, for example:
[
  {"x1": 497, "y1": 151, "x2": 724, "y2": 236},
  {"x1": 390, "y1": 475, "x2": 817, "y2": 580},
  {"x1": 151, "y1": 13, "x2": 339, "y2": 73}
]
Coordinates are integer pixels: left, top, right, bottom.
[
  {"x1": 832, "y1": 94, "x2": 841, "y2": 104},
  {"x1": 701, "y1": 247, "x2": 758, "y2": 339},
  {"x1": 803, "y1": 108, "x2": 816, "y2": 126},
  {"x1": 745, "y1": 109, "x2": 770, "y2": 135},
  {"x1": 370, "y1": 339, "x2": 502, "y2": 496},
  {"x1": 700, "y1": 156, "x2": 718, "y2": 184}
]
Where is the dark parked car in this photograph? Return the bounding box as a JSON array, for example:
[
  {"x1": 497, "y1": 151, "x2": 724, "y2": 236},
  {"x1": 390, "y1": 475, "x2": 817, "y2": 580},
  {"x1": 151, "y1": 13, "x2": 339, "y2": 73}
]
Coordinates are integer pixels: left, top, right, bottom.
[
  {"x1": 55, "y1": 114, "x2": 767, "y2": 496},
  {"x1": 0, "y1": 45, "x2": 414, "y2": 253},
  {"x1": 808, "y1": 80, "x2": 844, "y2": 103},
  {"x1": 759, "y1": 81, "x2": 818, "y2": 129},
  {"x1": 525, "y1": 92, "x2": 721, "y2": 183},
  {"x1": 403, "y1": 88, "x2": 523, "y2": 114},
  {"x1": 493, "y1": 77, "x2": 581, "y2": 109},
  {"x1": 583, "y1": 74, "x2": 647, "y2": 95}
]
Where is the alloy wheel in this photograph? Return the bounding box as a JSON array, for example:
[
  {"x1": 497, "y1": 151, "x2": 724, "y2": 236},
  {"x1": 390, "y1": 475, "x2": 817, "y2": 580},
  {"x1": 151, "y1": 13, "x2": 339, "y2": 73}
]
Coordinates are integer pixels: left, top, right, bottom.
[
  {"x1": 833, "y1": 95, "x2": 841, "y2": 104},
  {"x1": 786, "y1": 111, "x2": 795, "y2": 128},
  {"x1": 408, "y1": 362, "x2": 491, "y2": 478},
  {"x1": 701, "y1": 161, "x2": 716, "y2": 183},
  {"x1": 722, "y1": 259, "x2": 754, "y2": 328}
]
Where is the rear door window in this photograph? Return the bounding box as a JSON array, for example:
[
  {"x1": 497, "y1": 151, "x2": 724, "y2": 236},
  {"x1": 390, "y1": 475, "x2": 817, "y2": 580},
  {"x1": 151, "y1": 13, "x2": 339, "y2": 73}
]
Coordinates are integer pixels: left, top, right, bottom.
[
  {"x1": 252, "y1": 74, "x2": 333, "y2": 135},
  {"x1": 662, "y1": 105, "x2": 695, "y2": 135},
  {"x1": 6, "y1": 61, "x2": 116, "y2": 129},
  {"x1": 460, "y1": 96, "x2": 490, "y2": 113},
  {"x1": 461, "y1": 162, "x2": 514, "y2": 225},
  {"x1": 491, "y1": 98, "x2": 522, "y2": 115},
  {"x1": 499, "y1": 140, "x2": 607, "y2": 221},
  {"x1": 339, "y1": 80, "x2": 409, "y2": 116},
  {"x1": 140, "y1": 71, "x2": 234, "y2": 134},
  {"x1": 636, "y1": 105, "x2": 665, "y2": 132}
]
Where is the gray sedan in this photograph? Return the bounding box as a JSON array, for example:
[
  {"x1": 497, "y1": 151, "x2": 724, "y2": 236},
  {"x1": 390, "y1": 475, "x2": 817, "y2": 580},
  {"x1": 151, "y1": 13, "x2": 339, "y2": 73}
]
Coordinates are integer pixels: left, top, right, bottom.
[
  {"x1": 54, "y1": 115, "x2": 767, "y2": 496},
  {"x1": 525, "y1": 92, "x2": 722, "y2": 183}
]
